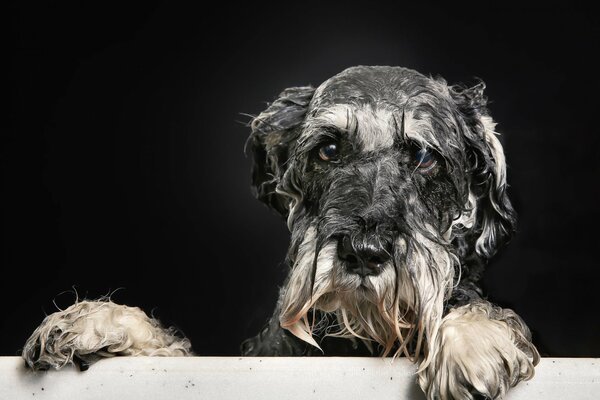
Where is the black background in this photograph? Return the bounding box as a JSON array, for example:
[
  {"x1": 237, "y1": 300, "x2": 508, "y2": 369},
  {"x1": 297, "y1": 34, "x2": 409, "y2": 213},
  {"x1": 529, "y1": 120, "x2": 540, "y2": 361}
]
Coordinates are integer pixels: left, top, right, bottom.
[{"x1": 5, "y1": 3, "x2": 600, "y2": 357}]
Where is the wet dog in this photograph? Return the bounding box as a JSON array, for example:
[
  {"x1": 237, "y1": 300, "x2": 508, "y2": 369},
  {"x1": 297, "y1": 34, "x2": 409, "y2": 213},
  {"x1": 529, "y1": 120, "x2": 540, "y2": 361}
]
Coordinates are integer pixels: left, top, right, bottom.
[{"x1": 23, "y1": 66, "x2": 539, "y2": 400}]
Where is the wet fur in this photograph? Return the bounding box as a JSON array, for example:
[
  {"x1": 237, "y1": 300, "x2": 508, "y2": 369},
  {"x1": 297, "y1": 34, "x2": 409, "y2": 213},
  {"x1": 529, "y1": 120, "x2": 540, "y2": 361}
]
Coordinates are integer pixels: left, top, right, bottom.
[{"x1": 22, "y1": 66, "x2": 539, "y2": 400}]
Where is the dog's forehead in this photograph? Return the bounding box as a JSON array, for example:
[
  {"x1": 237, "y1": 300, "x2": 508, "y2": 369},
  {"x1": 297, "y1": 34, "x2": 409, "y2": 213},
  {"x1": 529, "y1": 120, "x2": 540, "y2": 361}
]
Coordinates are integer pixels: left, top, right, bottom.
[
  {"x1": 312, "y1": 66, "x2": 430, "y2": 102},
  {"x1": 303, "y1": 66, "x2": 453, "y2": 151}
]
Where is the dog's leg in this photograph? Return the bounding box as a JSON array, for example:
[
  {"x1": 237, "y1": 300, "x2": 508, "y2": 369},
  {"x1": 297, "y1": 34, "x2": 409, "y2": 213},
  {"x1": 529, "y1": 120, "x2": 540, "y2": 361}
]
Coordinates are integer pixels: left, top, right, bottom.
[
  {"x1": 418, "y1": 300, "x2": 539, "y2": 400},
  {"x1": 22, "y1": 300, "x2": 192, "y2": 371}
]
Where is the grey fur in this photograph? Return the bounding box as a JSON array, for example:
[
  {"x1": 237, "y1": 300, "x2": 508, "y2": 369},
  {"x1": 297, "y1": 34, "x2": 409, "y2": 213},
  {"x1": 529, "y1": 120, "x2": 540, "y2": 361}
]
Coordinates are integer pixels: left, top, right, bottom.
[
  {"x1": 243, "y1": 66, "x2": 539, "y2": 399},
  {"x1": 22, "y1": 66, "x2": 539, "y2": 400}
]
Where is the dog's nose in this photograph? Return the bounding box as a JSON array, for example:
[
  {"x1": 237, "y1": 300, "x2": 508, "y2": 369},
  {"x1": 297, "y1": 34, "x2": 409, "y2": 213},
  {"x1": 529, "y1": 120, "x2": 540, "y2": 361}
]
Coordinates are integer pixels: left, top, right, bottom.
[{"x1": 337, "y1": 235, "x2": 391, "y2": 278}]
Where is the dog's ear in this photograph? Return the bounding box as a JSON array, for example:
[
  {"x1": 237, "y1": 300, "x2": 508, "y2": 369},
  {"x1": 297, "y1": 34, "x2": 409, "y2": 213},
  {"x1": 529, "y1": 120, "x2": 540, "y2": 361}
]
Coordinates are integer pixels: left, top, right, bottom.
[
  {"x1": 249, "y1": 86, "x2": 315, "y2": 216},
  {"x1": 451, "y1": 82, "x2": 517, "y2": 259}
]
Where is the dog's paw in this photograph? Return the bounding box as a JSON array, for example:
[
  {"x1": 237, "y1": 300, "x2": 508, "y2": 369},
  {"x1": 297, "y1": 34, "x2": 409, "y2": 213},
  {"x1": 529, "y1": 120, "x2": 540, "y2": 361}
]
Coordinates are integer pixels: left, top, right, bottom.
[
  {"x1": 418, "y1": 302, "x2": 539, "y2": 400},
  {"x1": 22, "y1": 300, "x2": 192, "y2": 371}
]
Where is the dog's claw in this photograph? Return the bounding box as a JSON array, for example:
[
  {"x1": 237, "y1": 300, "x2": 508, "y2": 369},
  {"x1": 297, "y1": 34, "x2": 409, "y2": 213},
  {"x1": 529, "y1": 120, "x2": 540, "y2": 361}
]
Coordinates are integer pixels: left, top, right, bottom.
[{"x1": 74, "y1": 355, "x2": 90, "y2": 371}]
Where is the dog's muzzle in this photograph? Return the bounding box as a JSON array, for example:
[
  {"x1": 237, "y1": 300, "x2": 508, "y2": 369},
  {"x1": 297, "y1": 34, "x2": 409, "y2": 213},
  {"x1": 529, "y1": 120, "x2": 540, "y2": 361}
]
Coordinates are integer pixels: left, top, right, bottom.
[{"x1": 337, "y1": 232, "x2": 392, "y2": 278}]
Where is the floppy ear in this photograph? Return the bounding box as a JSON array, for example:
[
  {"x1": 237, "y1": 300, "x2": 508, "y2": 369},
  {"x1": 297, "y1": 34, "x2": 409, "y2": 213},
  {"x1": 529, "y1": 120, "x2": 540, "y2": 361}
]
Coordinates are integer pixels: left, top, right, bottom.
[
  {"x1": 249, "y1": 86, "x2": 316, "y2": 217},
  {"x1": 451, "y1": 82, "x2": 517, "y2": 259}
]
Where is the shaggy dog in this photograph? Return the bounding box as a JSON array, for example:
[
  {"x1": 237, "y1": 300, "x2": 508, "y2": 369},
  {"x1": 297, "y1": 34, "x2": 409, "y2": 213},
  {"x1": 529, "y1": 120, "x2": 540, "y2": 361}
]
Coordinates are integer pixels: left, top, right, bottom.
[{"x1": 23, "y1": 66, "x2": 539, "y2": 400}]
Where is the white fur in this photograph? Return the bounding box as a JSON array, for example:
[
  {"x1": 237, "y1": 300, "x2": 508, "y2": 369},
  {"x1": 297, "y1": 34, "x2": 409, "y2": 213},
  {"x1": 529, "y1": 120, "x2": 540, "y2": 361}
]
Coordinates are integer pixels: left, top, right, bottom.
[
  {"x1": 403, "y1": 109, "x2": 441, "y2": 150},
  {"x1": 354, "y1": 106, "x2": 396, "y2": 151},
  {"x1": 419, "y1": 302, "x2": 539, "y2": 400},
  {"x1": 475, "y1": 115, "x2": 510, "y2": 258},
  {"x1": 23, "y1": 300, "x2": 192, "y2": 370},
  {"x1": 480, "y1": 115, "x2": 507, "y2": 188}
]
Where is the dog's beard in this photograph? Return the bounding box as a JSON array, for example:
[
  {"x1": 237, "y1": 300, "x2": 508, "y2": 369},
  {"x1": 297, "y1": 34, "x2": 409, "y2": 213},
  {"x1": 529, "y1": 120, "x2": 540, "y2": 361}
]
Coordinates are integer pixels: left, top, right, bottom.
[{"x1": 278, "y1": 223, "x2": 458, "y2": 359}]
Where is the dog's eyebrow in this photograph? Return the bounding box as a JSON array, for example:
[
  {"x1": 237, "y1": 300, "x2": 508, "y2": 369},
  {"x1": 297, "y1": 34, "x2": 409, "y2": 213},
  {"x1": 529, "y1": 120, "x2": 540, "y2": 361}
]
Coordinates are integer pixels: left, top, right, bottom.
[
  {"x1": 402, "y1": 109, "x2": 442, "y2": 150},
  {"x1": 298, "y1": 105, "x2": 356, "y2": 150},
  {"x1": 309, "y1": 125, "x2": 345, "y2": 146},
  {"x1": 308, "y1": 104, "x2": 357, "y2": 133},
  {"x1": 296, "y1": 124, "x2": 343, "y2": 153}
]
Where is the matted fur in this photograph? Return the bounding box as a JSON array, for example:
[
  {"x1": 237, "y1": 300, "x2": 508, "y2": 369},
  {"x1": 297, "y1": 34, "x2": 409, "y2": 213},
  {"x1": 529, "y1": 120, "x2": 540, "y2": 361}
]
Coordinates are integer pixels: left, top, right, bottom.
[
  {"x1": 23, "y1": 300, "x2": 192, "y2": 370},
  {"x1": 419, "y1": 302, "x2": 539, "y2": 400},
  {"x1": 22, "y1": 66, "x2": 539, "y2": 400}
]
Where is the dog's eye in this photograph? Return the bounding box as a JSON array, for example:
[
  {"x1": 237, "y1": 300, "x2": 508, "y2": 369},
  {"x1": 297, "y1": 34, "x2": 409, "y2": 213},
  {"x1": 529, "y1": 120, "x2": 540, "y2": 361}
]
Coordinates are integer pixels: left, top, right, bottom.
[
  {"x1": 318, "y1": 142, "x2": 340, "y2": 162},
  {"x1": 414, "y1": 148, "x2": 436, "y2": 169}
]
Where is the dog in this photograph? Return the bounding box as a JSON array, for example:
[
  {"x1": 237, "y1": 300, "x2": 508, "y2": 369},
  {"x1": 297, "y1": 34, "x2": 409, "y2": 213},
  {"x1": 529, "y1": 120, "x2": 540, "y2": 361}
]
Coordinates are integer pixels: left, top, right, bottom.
[{"x1": 22, "y1": 66, "x2": 539, "y2": 400}]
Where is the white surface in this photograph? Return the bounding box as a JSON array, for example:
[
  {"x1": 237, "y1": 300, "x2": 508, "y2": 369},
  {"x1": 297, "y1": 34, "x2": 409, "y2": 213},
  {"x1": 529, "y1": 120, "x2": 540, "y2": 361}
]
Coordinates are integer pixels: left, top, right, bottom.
[{"x1": 0, "y1": 357, "x2": 598, "y2": 400}]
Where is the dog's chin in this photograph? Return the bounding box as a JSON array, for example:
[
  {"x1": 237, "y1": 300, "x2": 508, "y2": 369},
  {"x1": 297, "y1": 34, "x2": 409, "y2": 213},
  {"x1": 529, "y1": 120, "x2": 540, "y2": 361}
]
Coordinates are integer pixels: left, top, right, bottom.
[{"x1": 316, "y1": 266, "x2": 421, "y2": 356}]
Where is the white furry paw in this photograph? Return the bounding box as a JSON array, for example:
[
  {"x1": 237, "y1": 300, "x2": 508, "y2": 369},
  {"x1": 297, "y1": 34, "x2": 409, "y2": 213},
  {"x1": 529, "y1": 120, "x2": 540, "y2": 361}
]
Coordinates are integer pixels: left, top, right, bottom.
[
  {"x1": 22, "y1": 300, "x2": 192, "y2": 371},
  {"x1": 418, "y1": 302, "x2": 539, "y2": 400}
]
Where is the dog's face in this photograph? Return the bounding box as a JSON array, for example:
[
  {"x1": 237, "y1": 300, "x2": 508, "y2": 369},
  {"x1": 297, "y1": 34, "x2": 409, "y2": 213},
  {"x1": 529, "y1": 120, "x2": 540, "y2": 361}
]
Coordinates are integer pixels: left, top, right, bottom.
[{"x1": 249, "y1": 66, "x2": 515, "y2": 356}]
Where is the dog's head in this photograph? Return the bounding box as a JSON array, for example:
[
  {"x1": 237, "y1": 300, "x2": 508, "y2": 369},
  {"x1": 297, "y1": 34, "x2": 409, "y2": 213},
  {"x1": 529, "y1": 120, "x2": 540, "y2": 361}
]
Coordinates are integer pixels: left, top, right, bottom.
[{"x1": 249, "y1": 66, "x2": 515, "y2": 356}]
